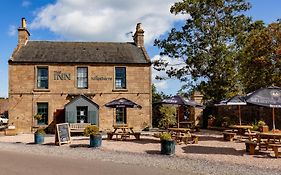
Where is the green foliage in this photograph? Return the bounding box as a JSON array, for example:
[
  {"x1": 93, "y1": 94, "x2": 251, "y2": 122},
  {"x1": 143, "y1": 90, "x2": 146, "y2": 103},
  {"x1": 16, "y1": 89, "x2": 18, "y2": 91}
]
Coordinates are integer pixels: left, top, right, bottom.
[
  {"x1": 257, "y1": 120, "x2": 266, "y2": 127},
  {"x1": 160, "y1": 132, "x2": 172, "y2": 141},
  {"x1": 252, "y1": 120, "x2": 259, "y2": 131},
  {"x1": 152, "y1": 84, "x2": 171, "y2": 127},
  {"x1": 158, "y1": 106, "x2": 177, "y2": 129},
  {"x1": 35, "y1": 128, "x2": 45, "y2": 135},
  {"x1": 240, "y1": 21, "x2": 281, "y2": 93},
  {"x1": 154, "y1": 0, "x2": 252, "y2": 103},
  {"x1": 84, "y1": 125, "x2": 100, "y2": 136},
  {"x1": 33, "y1": 114, "x2": 43, "y2": 120}
]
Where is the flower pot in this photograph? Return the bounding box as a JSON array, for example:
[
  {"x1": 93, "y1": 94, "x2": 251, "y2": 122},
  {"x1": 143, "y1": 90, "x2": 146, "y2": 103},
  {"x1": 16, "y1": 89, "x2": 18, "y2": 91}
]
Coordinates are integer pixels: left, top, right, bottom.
[
  {"x1": 208, "y1": 119, "x2": 214, "y2": 127},
  {"x1": 160, "y1": 139, "x2": 175, "y2": 155},
  {"x1": 90, "y1": 134, "x2": 102, "y2": 147},
  {"x1": 34, "y1": 133, "x2": 44, "y2": 144},
  {"x1": 259, "y1": 125, "x2": 269, "y2": 132}
]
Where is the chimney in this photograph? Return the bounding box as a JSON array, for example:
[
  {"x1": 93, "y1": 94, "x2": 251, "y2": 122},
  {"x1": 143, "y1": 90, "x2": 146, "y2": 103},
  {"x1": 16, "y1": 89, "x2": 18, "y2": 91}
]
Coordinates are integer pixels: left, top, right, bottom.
[
  {"x1": 133, "y1": 23, "x2": 144, "y2": 47},
  {"x1": 18, "y1": 18, "x2": 30, "y2": 46}
]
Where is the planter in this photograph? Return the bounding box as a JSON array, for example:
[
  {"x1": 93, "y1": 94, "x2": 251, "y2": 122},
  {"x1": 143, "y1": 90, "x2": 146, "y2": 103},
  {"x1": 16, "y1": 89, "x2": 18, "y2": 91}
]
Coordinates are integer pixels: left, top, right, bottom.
[
  {"x1": 34, "y1": 133, "x2": 44, "y2": 144},
  {"x1": 208, "y1": 119, "x2": 214, "y2": 127},
  {"x1": 259, "y1": 125, "x2": 269, "y2": 132},
  {"x1": 160, "y1": 139, "x2": 176, "y2": 155},
  {"x1": 90, "y1": 134, "x2": 102, "y2": 147}
]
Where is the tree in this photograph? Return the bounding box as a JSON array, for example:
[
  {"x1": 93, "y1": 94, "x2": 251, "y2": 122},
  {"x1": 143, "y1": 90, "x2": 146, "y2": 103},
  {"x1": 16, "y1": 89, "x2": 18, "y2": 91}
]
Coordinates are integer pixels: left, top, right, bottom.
[
  {"x1": 158, "y1": 106, "x2": 177, "y2": 129},
  {"x1": 152, "y1": 84, "x2": 170, "y2": 127},
  {"x1": 154, "y1": 0, "x2": 251, "y2": 103},
  {"x1": 240, "y1": 20, "x2": 281, "y2": 93}
]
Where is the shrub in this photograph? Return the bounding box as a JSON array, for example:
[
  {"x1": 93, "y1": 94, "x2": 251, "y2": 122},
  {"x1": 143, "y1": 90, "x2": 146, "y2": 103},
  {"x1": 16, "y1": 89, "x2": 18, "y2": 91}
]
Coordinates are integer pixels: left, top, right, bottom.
[
  {"x1": 84, "y1": 125, "x2": 100, "y2": 136},
  {"x1": 158, "y1": 106, "x2": 177, "y2": 129},
  {"x1": 160, "y1": 132, "x2": 172, "y2": 141},
  {"x1": 35, "y1": 128, "x2": 45, "y2": 135},
  {"x1": 257, "y1": 120, "x2": 266, "y2": 127}
]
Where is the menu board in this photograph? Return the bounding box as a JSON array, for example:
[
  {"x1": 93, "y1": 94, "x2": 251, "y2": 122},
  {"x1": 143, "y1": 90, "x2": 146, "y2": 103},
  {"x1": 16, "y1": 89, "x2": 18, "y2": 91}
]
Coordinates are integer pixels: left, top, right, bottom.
[{"x1": 56, "y1": 123, "x2": 71, "y2": 146}]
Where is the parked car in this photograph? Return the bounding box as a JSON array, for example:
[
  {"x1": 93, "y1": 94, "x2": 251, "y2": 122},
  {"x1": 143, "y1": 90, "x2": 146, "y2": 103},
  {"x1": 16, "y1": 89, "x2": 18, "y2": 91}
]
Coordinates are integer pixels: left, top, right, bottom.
[{"x1": 0, "y1": 115, "x2": 8, "y2": 125}]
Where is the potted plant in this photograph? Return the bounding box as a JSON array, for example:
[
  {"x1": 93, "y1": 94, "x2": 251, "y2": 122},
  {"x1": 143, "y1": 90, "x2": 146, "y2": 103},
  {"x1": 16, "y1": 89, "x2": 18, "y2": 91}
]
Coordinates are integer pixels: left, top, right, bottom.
[
  {"x1": 33, "y1": 113, "x2": 43, "y2": 125},
  {"x1": 258, "y1": 120, "x2": 268, "y2": 132},
  {"x1": 34, "y1": 127, "x2": 45, "y2": 144},
  {"x1": 207, "y1": 115, "x2": 215, "y2": 127},
  {"x1": 84, "y1": 125, "x2": 102, "y2": 147},
  {"x1": 160, "y1": 132, "x2": 176, "y2": 155}
]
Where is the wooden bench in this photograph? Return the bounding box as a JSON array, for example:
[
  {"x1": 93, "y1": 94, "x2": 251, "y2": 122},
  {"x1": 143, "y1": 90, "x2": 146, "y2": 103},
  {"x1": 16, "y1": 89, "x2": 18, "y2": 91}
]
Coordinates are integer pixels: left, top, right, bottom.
[
  {"x1": 107, "y1": 132, "x2": 141, "y2": 140},
  {"x1": 191, "y1": 134, "x2": 199, "y2": 144},
  {"x1": 223, "y1": 132, "x2": 236, "y2": 141},
  {"x1": 69, "y1": 123, "x2": 91, "y2": 133},
  {"x1": 245, "y1": 140, "x2": 258, "y2": 155},
  {"x1": 268, "y1": 144, "x2": 281, "y2": 158},
  {"x1": 130, "y1": 132, "x2": 141, "y2": 140}
]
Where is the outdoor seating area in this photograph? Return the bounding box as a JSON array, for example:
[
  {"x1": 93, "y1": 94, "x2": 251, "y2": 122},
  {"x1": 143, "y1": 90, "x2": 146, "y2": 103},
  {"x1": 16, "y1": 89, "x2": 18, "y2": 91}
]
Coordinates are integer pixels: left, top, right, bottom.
[
  {"x1": 168, "y1": 127, "x2": 199, "y2": 144},
  {"x1": 69, "y1": 123, "x2": 91, "y2": 134},
  {"x1": 107, "y1": 124, "x2": 141, "y2": 141}
]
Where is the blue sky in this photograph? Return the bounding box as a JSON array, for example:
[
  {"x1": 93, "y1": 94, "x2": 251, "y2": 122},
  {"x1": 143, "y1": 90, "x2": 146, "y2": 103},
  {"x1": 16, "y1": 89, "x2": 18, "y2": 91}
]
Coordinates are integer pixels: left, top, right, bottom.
[{"x1": 0, "y1": 0, "x2": 280, "y2": 98}]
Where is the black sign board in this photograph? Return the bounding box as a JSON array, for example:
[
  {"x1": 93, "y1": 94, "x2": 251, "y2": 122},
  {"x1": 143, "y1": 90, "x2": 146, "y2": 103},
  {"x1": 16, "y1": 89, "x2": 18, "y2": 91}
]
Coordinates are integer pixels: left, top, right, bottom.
[{"x1": 56, "y1": 123, "x2": 71, "y2": 146}]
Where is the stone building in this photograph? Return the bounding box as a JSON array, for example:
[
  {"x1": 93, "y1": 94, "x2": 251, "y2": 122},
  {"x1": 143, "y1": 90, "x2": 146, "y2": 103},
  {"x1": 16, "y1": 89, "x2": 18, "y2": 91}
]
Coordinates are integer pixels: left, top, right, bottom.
[{"x1": 8, "y1": 18, "x2": 152, "y2": 133}]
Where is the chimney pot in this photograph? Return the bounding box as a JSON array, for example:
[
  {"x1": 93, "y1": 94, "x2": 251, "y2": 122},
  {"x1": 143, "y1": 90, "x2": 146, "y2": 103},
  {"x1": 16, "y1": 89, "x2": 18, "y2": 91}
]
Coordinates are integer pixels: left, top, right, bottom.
[
  {"x1": 133, "y1": 23, "x2": 144, "y2": 47},
  {"x1": 21, "y1": 18, "x2": 27, "y2": 28},
  {"x1": 18, "y1": 17, "x2": 30, "y2": 47}
]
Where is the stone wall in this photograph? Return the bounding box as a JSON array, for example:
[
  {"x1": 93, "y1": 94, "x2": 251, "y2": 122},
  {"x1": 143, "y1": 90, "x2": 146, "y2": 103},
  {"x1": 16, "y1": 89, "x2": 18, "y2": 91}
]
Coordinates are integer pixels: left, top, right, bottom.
[{"x1": 9, "y1": 64, "x2": 151, "y2": 133}]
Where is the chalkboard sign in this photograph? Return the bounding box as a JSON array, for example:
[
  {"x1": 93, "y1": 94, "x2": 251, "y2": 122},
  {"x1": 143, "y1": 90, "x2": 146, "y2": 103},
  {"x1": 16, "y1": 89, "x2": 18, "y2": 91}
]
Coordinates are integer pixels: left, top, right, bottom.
[{"x1": 56, "y1": 123, "x2": 71, "y2": 146}]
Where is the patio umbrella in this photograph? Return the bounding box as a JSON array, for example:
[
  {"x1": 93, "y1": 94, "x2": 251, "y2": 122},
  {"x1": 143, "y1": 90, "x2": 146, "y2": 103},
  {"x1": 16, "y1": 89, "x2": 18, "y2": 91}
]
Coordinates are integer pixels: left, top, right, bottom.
[
  {"x1": 216, "y1": 95, "x2": 247, "y2": 125},
  {"x1": 105, "y1": 98, "x2": 141, "y2": 125},
  {"x1": 245, "y1": 86, "x2": 281, "y2": 130},
  {"x1": 156, "y1": 95, "x2": 205, "y2": 128}
]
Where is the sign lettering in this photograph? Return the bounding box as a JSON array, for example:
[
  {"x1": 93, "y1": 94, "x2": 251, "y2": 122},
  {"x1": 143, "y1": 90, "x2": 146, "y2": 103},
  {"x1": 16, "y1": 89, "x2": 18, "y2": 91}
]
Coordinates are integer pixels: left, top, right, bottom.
[
  {"x1": 91, "y1": 76, "x2": 112, "y2": 81},
  {"x1": 54, "y1": 71, "x2": 71, "y2": 80}
]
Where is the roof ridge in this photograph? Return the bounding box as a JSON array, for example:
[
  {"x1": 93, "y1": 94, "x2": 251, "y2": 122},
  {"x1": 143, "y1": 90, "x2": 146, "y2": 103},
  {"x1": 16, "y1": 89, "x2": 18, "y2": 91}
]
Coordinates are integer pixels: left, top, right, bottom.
[{"x1": 28, "y1": 40, "x2": 135, "y2": 44}]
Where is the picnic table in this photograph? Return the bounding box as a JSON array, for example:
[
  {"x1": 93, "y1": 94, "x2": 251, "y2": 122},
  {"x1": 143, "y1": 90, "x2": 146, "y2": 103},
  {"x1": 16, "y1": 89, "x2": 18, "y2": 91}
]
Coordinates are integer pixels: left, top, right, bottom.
[
  {"x1": 229, "y1": 125, "x2": 253, "y2": 135},
  {"x1": 244, "y1": 132, "x2": 281, "y2": 157},
  {"x1": 168, "y1": 128, "x2": 198, "y2": 144},
  {"x1": 257, "y1": 132, "x2": 281, "y2": 150},
  {"x1": 107, "y1": 124, "x2": 140, "y2": 140}
]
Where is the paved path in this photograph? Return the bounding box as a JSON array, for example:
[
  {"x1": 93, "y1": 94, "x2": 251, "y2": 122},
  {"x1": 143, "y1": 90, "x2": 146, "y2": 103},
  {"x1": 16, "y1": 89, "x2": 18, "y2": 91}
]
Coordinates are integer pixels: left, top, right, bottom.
[{"x1": 0, "y1": 150, "x2": 190, "y2": 175}]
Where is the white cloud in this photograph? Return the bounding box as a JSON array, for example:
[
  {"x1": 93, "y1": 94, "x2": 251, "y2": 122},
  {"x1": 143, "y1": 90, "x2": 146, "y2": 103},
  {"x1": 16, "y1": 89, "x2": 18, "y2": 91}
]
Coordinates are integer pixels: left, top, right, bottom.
[
  {"x1": 8, "y1": 25, "x2": 17, "y2": 36},
  {"x1": 30, "y1": 0, "x2": 186, "y2": 44},
  {"x1": 22, "y1": 0, "x2": 31, "y2": 7},
  {"x1": 151, "y1": 55, "x2": 186, "y2": 92}
]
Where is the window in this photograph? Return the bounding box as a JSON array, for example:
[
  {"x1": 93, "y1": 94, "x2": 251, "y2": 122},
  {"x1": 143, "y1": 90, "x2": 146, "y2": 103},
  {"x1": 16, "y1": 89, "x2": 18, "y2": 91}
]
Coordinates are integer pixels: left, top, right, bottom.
[
  {"x1": 116, "y1": 107, "x2": 126, "y2": 124},
  {"x1": 37, "y1": 67, "x2": 48, "y2": 89},
  {"x1": 37, "y1": 103, "x2": 48, "y2": 125},
  {"x1": 77, "y1": 67, "x2": 88, "y2": 88},
  {"x1": 115, "y1": 67, "x2": 126, "y2": 89},
  {"x1": 77, "y1": 106, "x2": 88, "y2": 123}
]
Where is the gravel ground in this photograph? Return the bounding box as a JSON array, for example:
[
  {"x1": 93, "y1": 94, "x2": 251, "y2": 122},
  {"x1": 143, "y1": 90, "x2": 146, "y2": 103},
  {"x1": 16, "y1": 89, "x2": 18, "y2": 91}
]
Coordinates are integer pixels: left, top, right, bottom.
[{"x1": 0, "y1": 129, "x2": 280, "y2": 175}]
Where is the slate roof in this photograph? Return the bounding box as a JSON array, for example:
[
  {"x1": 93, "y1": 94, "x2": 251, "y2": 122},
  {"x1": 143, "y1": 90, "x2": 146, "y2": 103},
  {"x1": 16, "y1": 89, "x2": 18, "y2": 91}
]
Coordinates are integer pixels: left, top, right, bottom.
[{"x1": 11, "y1": 41, "x2": 150, "y2": 64}]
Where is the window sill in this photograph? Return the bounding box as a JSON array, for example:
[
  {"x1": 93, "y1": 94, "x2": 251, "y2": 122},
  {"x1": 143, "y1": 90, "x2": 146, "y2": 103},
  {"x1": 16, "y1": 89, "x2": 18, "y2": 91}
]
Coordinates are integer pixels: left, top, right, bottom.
[
  {"x1": 33, "y1": 89, "x2": 50, "y2": 92},
  {"x1": 32, "y1": 124, "x2": 48, "y2": 128},
  {"x1": 112, "y1": 89, "x2": 128, "y2": 92}
]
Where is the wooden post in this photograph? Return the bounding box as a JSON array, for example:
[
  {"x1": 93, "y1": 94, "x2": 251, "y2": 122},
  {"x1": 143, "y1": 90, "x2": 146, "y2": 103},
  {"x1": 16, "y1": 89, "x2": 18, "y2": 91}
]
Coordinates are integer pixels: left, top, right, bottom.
[
  {"x1": 238, "y1": 105, "x2": 242, "y2": 125},
  {"x1": 273, "y1": 108, "x2": 276, "y2": 131}
]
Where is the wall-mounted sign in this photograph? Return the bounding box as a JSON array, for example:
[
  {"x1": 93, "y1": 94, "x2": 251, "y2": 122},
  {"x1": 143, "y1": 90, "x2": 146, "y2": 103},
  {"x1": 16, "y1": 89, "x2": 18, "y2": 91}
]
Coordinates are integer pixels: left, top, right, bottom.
[
  {"x1": 54, "y1": 71, "x2": 71, "y2": 80},
  {"x1": 91, "y1": 76, "x2": 112, "y2": 81}
]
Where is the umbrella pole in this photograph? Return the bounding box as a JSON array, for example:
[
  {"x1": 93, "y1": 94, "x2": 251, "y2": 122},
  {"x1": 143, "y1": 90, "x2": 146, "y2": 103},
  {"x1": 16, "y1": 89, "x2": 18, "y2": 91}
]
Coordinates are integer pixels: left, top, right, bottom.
[
  {"x1": 273, "y1": 108, "x2": 276, "y2": 131},
  {"x1": 176, "y1": 107, "x2": 179, "y2": 128},
  {"x1": 238, "y1": 105, "x2": 241, "y2": 125}
]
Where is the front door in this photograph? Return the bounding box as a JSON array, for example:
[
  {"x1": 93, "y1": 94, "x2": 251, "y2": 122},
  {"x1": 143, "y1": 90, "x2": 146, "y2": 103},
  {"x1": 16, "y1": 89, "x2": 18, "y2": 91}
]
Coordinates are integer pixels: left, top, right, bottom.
[
  {"x1": 116, "y1": 107, "x2": 127, "y2": 124},
  {"x1": 77, "y1": 106, "x2": 88, "y2": 123}
]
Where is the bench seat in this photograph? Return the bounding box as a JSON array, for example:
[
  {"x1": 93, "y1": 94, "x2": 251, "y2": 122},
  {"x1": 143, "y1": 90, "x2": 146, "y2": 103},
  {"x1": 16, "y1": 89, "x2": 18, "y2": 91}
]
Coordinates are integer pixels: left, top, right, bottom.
[
  {"x1": 245, "y1": 140, "x2": 258, "y2": 155},
  {"x1": 223, "y1": 132, "x2": 236, "y2": 141},
  {"x1": 268, "y1": 144, "x2": 281, "y2": 158},
  {"x1": 69, "y1": 123, "x2": 91, "y2": 133}
]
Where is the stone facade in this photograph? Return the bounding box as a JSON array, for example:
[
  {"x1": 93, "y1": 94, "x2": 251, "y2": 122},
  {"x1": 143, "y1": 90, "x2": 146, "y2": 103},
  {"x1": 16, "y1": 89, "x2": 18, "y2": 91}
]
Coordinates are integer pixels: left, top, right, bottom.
[{"x1": 8, "y1": 18, "x2": 152, "y2": 133}]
